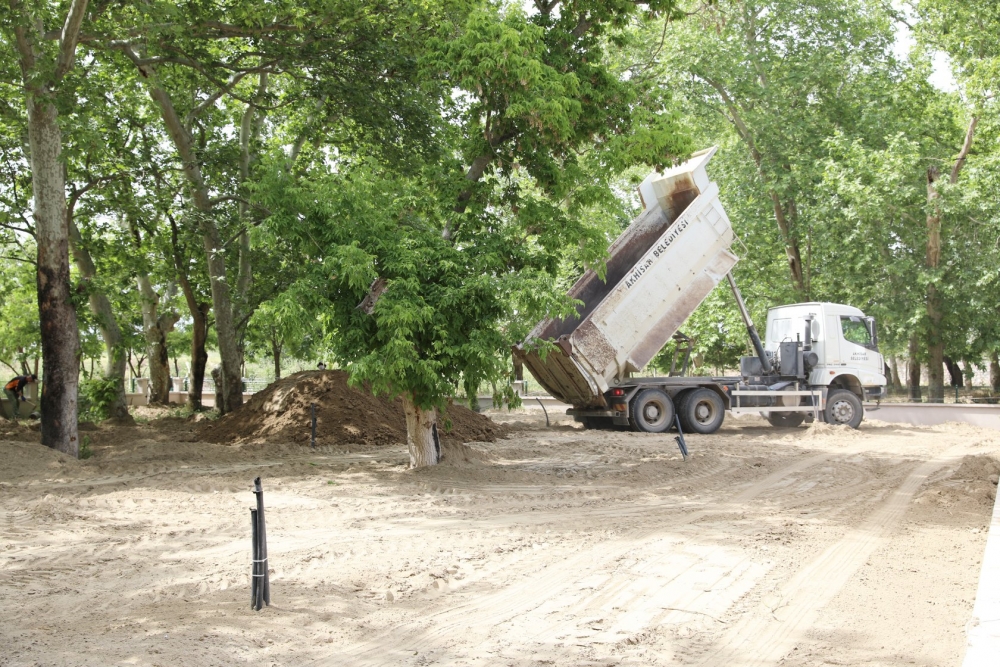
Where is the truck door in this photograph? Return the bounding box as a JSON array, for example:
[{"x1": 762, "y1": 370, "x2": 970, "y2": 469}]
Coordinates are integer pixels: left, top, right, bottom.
[{"x1": 839, "y1": 315, "x2": 880, "y2": 371}]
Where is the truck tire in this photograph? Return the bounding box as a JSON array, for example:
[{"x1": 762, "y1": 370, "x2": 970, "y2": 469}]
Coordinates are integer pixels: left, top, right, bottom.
[
  {"x1": 825, "y1": 389, "x2": 863, "y2": 428},
  {"x1": 581, "y1": 416, "x2": 612, "y2": 430},
  {"x1": 767, "y1": 412, "x2": 805, "y2": 428},
  {"x1": 678, "y1": 388, "x2": 725, "y2": 434},
  {"x1": 630, "y1": 389, "x2": 674, "y2": 433}
]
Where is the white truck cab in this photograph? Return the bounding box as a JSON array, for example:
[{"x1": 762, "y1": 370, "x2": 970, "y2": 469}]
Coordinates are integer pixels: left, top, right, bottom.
[{"x1": 765, "y1": 302, "x2": 887, "y2": 402}]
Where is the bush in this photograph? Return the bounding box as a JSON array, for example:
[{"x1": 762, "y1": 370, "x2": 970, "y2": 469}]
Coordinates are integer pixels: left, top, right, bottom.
[{"x1": 79, "y1": 376, "x2": 121, "y2": 422}]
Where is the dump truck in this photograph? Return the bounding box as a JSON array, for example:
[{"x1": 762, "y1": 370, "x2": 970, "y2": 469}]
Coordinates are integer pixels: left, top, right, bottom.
[{"x1": 513, "y1": 147, "x2": 887, "y2": 433}]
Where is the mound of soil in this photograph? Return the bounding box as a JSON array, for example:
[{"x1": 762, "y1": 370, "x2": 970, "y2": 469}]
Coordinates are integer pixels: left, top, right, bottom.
[
  {"x1": 0, "y1": 418, "x2": 38, "y2": 443},
  {"x1": 201, "y1": 370, "x2": 506, "y2": 448}
]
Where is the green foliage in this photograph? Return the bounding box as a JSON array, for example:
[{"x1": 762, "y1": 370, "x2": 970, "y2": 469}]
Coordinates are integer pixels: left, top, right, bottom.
[
  {"x1": 259, "y1": 161, "x2": 515, "y2": 407},
  {"x1": 914, "y1": 0, "x2": 1000, "y2": 106},
  {"x1": 0, "y1": 259, "x2": 41, "y2": 374},
  {"x1": 79, "y1": 376, "x2": 123, "y2": 422},
  {"x1": 424, "y1": 1, "x2": 691, "y2": 204},
  {"x1": 79, "y1": 436, "x2": 93, "y2": 460}
]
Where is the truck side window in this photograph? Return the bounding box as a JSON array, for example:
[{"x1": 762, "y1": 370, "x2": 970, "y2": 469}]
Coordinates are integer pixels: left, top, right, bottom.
[{"x1": 840, "y1": 316, "x2": 872, "y2": 348}]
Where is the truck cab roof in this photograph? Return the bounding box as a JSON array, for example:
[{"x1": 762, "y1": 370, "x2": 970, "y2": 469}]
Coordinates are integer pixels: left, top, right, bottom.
[{"x1": 767, "y1": 302, "x2": 866, "y2": 318}]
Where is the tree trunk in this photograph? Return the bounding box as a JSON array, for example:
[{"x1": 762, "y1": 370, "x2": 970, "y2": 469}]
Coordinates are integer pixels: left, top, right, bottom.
[
  {"x1": 188, "y1": 304, "x2": 210, "y2": 410},
  {"x1": 235, "y1": 72, "x2": 267, "y2": 363},
  {"x1": 698, "y1": 75, "x2": 807, "y2": 295},
  {"x1": 907, "y1": 334, "x2": 922, "y2": 402},
  {"x1": 137, "y1": 275, "x2": 179, "y2": 404},
  {"x1": 169, "y1": 215, "x2": 210, "y2": 410},
  {"x1": 943, "y1": 356, "x2": 963, "y2": 388},
  {"x1": 271, "y1": 335, "x2": 282, "y2": 380},
  {"x1": 889, "y1": 356, "x2": 901, "y2": 391},
  {"x1": 400, "y1": 393, "x2": 440, "y2": 468},
  {"x1": 769, "y1": 193, "x2": 807, "y2": 294},
  {"x1": 12, "y1": 0, "x2": 89, "y2": 451},
  {"x1": 922, "y1": 117, "x2": 978, "y2": 403},
  {"x1": 990, "y1": 351, "x2": 1000, "y2": 394},
  {"x1": 68, "y1": 217, "x2": 129, "y2": 420},
  {"x1": 211, "y1": 366, "x2": 224, "y2": 413},
  {"x1": 27, "y1": 97, "x2": 80, "y2": 454},
  {"x1": 925, "y1": 166, "x2": 945, "y2": 403}
]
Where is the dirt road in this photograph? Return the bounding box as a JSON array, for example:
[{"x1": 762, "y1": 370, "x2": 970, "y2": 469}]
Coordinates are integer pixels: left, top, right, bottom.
[{"x1": 1, "y1": 412, "x2": 997, "y2": 666}]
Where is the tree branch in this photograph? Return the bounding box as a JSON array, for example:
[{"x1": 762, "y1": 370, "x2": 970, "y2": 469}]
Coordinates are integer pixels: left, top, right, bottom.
[
  {"x1": 54, "y1": 0, "x2": 90, "y2": 82},
  {"x1": 56, "y1": 17, "x2": 332, "y2": 43},
  {"x1": 698, "y1": 73, "x2": 763, "y2": 167},
  {"x1": 187, "y1": 68, "x2": 262, "y2": 123},
  {"x1": 949, "y1": 116, "x2": 977, "y2": 185},
  {"x1": 0, "y1": 253, "x2": 37, "y2": 266},
  {"x1": 0, "y1": 220, "x2": 35, "y2": 237},
  {"x1": 9, "y1": 0, "x2": 38, "y2": 78}
]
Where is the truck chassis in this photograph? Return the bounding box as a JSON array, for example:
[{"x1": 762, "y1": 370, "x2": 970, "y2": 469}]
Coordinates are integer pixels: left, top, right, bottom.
[{"x1": 568, "y1": 378, "x2": 831, "y2": 434}]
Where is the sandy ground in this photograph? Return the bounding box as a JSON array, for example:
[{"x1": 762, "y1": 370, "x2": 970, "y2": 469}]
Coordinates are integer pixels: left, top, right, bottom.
[{"x1": 1, "y1": 410, "x2": 999, "y2": 667}]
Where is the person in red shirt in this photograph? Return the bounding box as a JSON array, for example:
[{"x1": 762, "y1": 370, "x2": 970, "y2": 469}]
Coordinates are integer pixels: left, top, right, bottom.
[{"x1": 4, "y1": 374, "x2": 36, "y2": 420}]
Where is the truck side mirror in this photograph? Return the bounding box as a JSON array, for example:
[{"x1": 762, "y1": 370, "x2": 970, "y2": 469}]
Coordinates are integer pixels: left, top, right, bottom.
[{"x1": 863, "y1": 316, "x2": 879, "y2": 350}]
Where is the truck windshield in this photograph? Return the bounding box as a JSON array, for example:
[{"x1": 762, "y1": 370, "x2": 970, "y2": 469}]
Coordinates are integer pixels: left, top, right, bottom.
[{"x1": 840, "y1": 316, "x2": 874, "y2": 349}]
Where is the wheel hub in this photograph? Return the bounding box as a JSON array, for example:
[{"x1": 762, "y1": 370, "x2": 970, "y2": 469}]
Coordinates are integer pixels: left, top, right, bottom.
[
  {"x1": 695, "y1": 403, "x2": 711, "y2": 421},
  {"x1": 831, "y1": 399, "x2": 854, "y2": 423},
  {"x1": 644, "y1": 404, "x2": 662, "y2": 421}
]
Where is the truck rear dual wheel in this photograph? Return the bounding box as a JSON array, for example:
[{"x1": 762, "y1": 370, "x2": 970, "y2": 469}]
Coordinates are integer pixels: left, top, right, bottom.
[
  {"x1": 825, "y1": 389, "x2": 863, "y2": 429},
  {"x1": 767, "y1": 412, "x2": 805, "y2": 428},
  {"x1": 630, "y1": 389, "x2": 674, "y2": 433},
  {"x1": 677, "y1": 388, "x2": 725, "y2": 434}
]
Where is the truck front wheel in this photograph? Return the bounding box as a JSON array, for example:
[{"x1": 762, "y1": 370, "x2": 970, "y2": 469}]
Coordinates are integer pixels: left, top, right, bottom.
[
  {"x1": 678, "y1": 388, "x2": 725, "y2": 434},
  {"x1": 825, "y1": 389, "x2": 863, "y2": 428},
  {"x1": 630, "y1": 389, "x2": 674, "y2": 433}
]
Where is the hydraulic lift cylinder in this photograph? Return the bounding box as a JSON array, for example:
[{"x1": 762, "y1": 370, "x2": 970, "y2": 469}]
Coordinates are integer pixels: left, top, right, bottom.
[{"x1": 726, "y1": 272, "x2": 771, "y2": 374}]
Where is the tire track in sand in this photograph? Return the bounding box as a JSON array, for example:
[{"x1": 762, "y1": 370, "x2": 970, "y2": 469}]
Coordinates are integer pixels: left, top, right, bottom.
[
  {"x1": 330, "y1": 452, "x2": 834, "y2": 666},
  {"x1": 510, "y1": 457, "x2": 880, "y2": 658},
  {"x1": 694, "y1": 448, "x2": 963, "y2": 667}
]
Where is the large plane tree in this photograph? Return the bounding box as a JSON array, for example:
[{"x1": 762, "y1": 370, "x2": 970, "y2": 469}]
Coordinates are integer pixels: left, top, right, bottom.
[{"x1": 258, "y1": 0, "x2": 692, "y2": 467}]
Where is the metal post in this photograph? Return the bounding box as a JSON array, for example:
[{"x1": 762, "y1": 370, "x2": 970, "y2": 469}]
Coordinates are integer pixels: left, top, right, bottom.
[{"x1": 311, "y1": 403, "x2": 317, "y2": 449}]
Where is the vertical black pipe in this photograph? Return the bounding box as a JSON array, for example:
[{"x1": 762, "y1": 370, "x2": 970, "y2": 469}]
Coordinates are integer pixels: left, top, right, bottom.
[
  {"x1": 253, "y1": 477, "x2": 270, "y2": 606},
  {"x1": 535, "y1": 397, "x2": 550, "y2": 427},
  {"x1": 674, "y1": 415, "x2": 689, "y2": 460},
  {"x1": 250, "y1": 507, "x2": 260, "y2": 610}
]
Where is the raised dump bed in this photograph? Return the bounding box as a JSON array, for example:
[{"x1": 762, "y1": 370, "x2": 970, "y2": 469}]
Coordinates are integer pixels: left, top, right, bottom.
[{"x1": 513, "y1": 148, "x2": 737, "y2": 409}]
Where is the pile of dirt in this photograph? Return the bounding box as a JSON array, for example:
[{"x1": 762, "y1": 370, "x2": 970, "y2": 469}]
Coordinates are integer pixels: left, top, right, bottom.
[
  {"x1": 201, "y1": 370, "x2": 507, "y2": 448},
  {"x1": 0, "y1": 418, "x2": 38, "y2": 442},
  {"x1": 913, "y1": 454, "x2": 999, "y2": 515}
]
